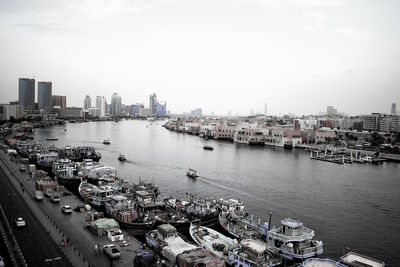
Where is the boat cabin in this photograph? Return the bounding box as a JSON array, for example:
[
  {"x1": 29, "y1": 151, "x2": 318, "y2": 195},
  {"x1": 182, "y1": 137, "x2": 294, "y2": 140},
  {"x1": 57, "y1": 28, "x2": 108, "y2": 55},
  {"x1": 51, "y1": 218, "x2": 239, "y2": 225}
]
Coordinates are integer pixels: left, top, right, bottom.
[{"x1": 219, "y1": 198, "x2": 245, "y2": 213}]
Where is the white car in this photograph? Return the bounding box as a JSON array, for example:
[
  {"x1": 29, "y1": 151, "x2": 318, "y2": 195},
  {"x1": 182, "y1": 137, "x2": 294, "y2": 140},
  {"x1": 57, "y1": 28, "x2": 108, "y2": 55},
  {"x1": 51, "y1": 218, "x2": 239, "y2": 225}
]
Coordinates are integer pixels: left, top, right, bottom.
[
  {"x1": 14, "y1": 217, "x2": 26, "y2": 227},
  {"x1": 61, "y1": 205, "x2": 72, "y2": 214}
]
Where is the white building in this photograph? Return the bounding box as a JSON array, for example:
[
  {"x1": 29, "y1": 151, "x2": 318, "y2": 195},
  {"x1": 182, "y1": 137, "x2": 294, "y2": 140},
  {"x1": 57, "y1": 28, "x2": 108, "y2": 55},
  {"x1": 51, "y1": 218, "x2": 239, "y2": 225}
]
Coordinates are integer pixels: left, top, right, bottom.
[
  {"x1": 96, "y1": 96, "x2": 106, "y2": 117},
  {"x1": 88, "y1": 107, "x2": 100, "y2": 118},
  {"x1": 0, "y1": 104, "x2": 24, "y2": 120}
]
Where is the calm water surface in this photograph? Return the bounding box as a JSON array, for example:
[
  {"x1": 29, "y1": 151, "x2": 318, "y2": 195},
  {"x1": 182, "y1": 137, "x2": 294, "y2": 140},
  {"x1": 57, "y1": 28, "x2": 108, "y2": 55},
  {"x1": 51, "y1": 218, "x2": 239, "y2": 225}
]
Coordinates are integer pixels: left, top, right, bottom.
[{"x1": 35, "y1": 120, "x2": 400, "y2": 266}]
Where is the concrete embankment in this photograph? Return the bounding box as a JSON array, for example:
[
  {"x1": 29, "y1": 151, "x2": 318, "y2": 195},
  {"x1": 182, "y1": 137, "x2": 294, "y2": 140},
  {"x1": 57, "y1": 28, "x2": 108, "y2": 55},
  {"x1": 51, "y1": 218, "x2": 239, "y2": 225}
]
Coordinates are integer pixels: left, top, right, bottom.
[{"x1": 0, "y1": 150, "x2": 152, "y2": 267}]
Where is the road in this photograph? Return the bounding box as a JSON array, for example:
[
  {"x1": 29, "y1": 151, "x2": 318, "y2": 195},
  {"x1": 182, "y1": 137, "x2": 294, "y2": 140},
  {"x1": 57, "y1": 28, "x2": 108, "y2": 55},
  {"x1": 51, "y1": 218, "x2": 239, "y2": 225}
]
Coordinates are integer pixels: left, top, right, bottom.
[{"x1": 0, "y1": 166, "x2": 72, "y2": 267}]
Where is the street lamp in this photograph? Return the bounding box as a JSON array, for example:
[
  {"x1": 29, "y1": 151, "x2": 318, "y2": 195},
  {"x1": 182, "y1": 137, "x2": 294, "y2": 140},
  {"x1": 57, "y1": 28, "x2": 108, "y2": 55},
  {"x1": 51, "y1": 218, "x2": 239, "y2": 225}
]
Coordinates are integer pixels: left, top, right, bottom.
[{"x1": 44, "y1": 256, "x2": 61, "y2": 266}]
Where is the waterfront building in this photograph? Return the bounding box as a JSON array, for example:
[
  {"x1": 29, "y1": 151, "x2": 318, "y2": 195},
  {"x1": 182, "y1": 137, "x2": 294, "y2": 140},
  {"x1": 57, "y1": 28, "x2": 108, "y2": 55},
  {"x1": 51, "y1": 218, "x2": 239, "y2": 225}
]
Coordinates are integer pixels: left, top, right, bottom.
[
  {"x1": 38, "y1": 81, "x2": 52, "y2": 112},
  {"x1": 52, "y1": 95, "x2": 66, "y2": 109},
  {"x1": 214, "y1": 124, "x2": 236, "y2": 141},
  {"x1": 391, "y1": 103, "x2": 397, "y2": 115},
  {"x1": 391, "y1": 116, "x2": 400, "y2": 133},
  {"x1": 123, "y1": 105, "x2": 130, "y2": 116},
  {"x1": 18, "y1": 78, "x2": 35, "y2": 111},
  {"x1": 190, "y1": 108, "x2": 202, "y2": 117},
  {"x1": 65, "y1": 107, "x2": 83, "y2": 118},
  {"x1": 111, "y1": 93, "x2": 121, "y2": 116},
  {"x1": 149, "y1": 93, "x2": 157, "y2": 115},
  {"x1": 84, "y1": 95, "x2": 92, "y2": 110},
  {"x1": 140, "y1": 108, "x2": 152, "y2": 117},
  {"x1": 96, "y1": 96, "x2": 106, "y2": 117},
  {"x1": 155, "y1": 101, "x2": 167, "y2": 117},
  {"x1": 379, "y1": 115, "x2": 392, "y2": 133},
  {"x1": 362, "y1": 113, "x2": 381, "y2": 132},
  {"x1": 0, "y1": 104, "x2": 24, "y2": 120},
  {"x1": 130, "y1": 103, "x2": 144, "y2": 116},
  {"x1": 52, "y1": 106, "x2": 65, "y2": 118},
  {"x1": 88, "y1": 107, "x2": 100, "y2": 118}
]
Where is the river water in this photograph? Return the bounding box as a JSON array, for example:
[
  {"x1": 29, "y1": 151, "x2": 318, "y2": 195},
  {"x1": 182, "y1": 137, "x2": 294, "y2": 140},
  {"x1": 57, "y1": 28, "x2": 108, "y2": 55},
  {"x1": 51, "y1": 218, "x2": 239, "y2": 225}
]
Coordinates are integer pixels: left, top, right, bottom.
[{"x1": 34, "y1": 120, "x2": 400, "y2": 265}]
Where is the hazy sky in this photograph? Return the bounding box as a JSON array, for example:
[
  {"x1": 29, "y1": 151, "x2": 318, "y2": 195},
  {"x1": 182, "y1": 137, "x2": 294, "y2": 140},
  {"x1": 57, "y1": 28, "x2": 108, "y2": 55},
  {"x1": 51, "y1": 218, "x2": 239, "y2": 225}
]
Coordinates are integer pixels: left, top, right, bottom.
[{"x1": 0, "y1": 0, "x2": 399, "y2": 116}]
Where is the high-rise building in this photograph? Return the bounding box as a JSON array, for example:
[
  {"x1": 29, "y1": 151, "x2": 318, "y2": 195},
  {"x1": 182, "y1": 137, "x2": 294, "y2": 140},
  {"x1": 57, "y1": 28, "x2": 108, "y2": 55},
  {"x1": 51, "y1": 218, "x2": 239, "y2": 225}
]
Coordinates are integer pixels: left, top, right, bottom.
[
  {"x1": 391, "y1": 103, "x2": 396, "y2": 115},
  {"x1": 149, "y1": 93, "x2": 157, "y2": 115},
  {"x1": 190, "y1": 108, "x2": 202, "y2": 117},
  {"x1": 96, "y1": 96, "x2": 106, "y2": 117},
  {"x1": 327, "y1": 106, "x2": 338, "y2": 116},
  {"x1": 264, "y1": 103, "x2": 268, "y2": 116},
  {"x1": 52, "y1": 95, "x2": 66, "y2": 109},
  {"x1": 84, "y1": 95, "x2": 92, "y2": 110},
  {"x1": 38, "y1": 81, "x2": 52, "y2": 112},
  {"x1": 111, "y1": 93, "x2": 122, "y2": 116},
  {"x1": 18, "y1": 78, "x2": 35, "y2": 111},
  {"x1": 155, "y1": 101, "x2": 167, "y2": 116},
  {"x1": 130, "y1": 103, "x2": 144, "y2": 116}
]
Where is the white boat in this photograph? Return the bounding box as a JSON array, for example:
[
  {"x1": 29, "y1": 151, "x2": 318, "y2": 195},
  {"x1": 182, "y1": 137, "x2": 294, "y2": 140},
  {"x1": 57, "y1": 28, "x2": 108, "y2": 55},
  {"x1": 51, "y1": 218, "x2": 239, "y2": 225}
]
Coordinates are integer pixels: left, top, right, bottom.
[
  {"x1": 266, "y1": 218, "x2": 323, "y2": 260},
  {"x1": 362, "y1": 155, "x2": 373, "y2": 162},
  {"x1": 103, "y1": 139, "x2": 111, "y2": 145},
  {"x1": 226, "y1": 239, "x2": 282, "y2": 267},
  {"x1": 189, "y1": 222, "x2": 238, "y2": 261}
]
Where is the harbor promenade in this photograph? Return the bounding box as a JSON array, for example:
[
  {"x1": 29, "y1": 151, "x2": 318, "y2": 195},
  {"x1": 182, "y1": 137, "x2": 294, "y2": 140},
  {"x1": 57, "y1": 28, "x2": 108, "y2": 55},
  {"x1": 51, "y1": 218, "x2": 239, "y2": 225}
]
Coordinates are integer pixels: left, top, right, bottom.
[{"x1": 0, "y1": 149, "x2": 151, "y2": 266}]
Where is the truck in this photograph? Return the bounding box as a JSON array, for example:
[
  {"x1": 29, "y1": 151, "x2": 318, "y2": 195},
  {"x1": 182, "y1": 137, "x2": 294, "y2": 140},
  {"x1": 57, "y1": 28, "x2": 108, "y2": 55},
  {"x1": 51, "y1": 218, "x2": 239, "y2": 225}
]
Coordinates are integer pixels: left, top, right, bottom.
[
  {"x1": 35, "y1": 190, "x2": 43, "y2": 201},
  {"x1": 103, "y1": 244, "x2": 121, "y2": 259}
]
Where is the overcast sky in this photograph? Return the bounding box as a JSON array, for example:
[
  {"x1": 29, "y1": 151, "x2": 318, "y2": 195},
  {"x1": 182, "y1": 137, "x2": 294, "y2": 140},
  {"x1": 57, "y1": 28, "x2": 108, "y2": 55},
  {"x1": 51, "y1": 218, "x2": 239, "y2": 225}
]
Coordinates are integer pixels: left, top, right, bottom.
[{"x1": 0, "y1": 0, "x2": 399, "y2": 116}]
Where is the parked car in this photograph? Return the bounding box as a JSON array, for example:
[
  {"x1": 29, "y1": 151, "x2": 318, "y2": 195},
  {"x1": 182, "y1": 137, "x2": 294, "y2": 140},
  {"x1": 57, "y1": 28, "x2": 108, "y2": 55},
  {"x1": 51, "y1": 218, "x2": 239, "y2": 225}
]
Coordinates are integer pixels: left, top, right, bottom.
[
  {"x1": 44, "y1": 188, "x2": 54, "y2": 198},
  {"x1": 35, "y1": 190, "x2": 43, "y2": 201},
  {"x1": 50, "y1": 192, "x2": 60, "y2": 203},
  {"x1": 103, "y1": 244, "x2": 121, "y2": 259},
  {"x1": 19, "y1": 165, "x2": 26, "y2": 172},
  {"x1": 14, "y1": 217, "x2": 26, "y2": 227},
  {"x1": 61, "y1": 205, "x2": 72, "y2": 214}
]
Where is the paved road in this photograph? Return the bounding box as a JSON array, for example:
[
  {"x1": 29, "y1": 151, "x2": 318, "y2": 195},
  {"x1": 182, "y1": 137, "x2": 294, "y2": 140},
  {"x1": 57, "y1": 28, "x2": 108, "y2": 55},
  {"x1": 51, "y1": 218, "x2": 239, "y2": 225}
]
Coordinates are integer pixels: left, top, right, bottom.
[{"x1": 0, "y1": 166, "x2": 72, "y2": 267}]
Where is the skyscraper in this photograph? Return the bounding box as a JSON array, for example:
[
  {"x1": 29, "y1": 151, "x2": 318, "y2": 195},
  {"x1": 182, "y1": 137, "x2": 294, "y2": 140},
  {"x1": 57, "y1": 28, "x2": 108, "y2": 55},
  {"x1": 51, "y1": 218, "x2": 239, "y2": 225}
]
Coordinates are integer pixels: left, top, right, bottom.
[
  {"x1": 18, "y1": 78, "x2": 35, "y2": 111},
  {"x1": 149, "y1": 93, "x2": 157, "y2": 115},
  {"x1": 84, "y1": 95, "x2": 92, "y2": 110},
  {"x1": 111, "y1": 93, "x2": 121, "y2": 116},
  {"x1": 38, "y1": 81, "x2": 52, "y2": 112},
  {"x1": 264, "y1": 102, "x2": 268, "y2": 116},
  {"x1": 96, "y1": 96, "x2": 106, "y2": 117},
  {"x1": 391, "y1": 103, "x2": 396, "y2": 115},
  {"x1": 155, "y1": 101, "x2": 167, "y2": 116}
]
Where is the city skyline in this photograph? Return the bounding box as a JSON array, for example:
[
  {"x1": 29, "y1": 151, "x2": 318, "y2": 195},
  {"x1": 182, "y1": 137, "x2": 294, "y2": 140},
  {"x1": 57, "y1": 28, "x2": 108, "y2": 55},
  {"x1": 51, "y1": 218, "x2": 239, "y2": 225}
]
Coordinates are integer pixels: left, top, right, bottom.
[{"x1": 1, "y1": 0, "x2": 400, "y2": 115}]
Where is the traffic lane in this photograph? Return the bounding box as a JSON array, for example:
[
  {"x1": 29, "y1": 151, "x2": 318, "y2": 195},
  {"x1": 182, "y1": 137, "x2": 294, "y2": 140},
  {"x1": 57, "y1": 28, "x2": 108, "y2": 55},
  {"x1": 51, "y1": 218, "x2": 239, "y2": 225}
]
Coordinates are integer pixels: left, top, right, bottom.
[{"x1": 0, "y1": 167, "x2": 72, "y2": 267}]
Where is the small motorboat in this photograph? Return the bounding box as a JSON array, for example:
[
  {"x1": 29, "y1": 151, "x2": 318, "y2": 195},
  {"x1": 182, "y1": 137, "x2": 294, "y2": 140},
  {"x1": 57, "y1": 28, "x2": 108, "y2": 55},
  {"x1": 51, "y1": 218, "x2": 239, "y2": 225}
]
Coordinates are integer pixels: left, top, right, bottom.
[
  {"x1": 118, "y1": 153, "x2": 126, "y2": 161},
  {"x1": 46, "y1": 137, "x2": 58, "y2": 141},
  {"x1": 186, "y1": 168, "x2": 199, "y2": 179},
  {"x1": 203, "y1": 145, "x2": 214, "y2": 150},
  {"x1": 103, "y1": 139, "x2": 111, "y2": 145}
]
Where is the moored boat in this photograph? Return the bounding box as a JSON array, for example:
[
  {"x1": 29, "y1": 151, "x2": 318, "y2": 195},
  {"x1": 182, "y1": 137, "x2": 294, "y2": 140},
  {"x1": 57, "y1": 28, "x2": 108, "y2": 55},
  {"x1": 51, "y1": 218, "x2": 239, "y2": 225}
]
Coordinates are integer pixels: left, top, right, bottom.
[
  {"x1": 266, "y1": 218, "x2": 323, "y2": 260},
  {"x1": 203, "y1": 145, "x2": 214, "y2": 150},
  {"x1": 226, "y1": 239, "x2": 282, "y2": 267},
  {"x1": 189, "y1": 222, "x2": 238, "y2": 261}
]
